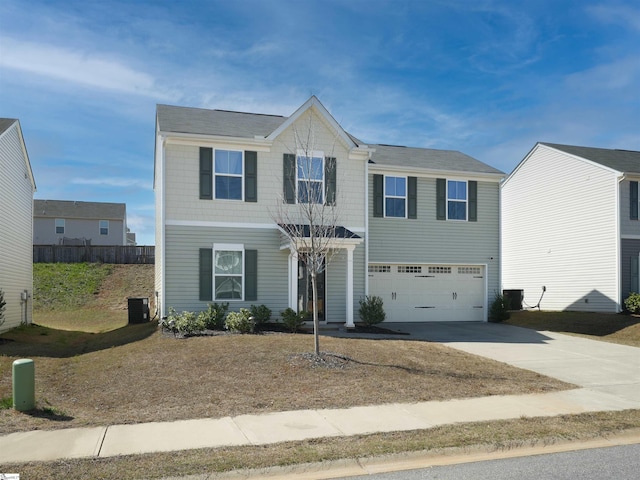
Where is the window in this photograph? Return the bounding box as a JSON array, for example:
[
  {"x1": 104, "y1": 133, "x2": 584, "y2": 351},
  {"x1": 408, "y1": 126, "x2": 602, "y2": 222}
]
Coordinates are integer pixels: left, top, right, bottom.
[
  {"x1": 99, "y1": 220, "x2": 109, "y2": 235},
  {"x1": 385, "y1": 176, "x2": 407, "y2": 217},
  {"x1": 297, "y1": 153, "x2": 324, "y2": 204},
  {"x1": 447, "y1": 180, "x2": 467, "y2": 220},
  {"x1": 215, "y1": 150, "x2": 243, "y2": 200},
  {"x1": 369, "y1": 265, "x2": 391, "y2": 273},
  {"x1": 214, "y1": 245, "x2": 244, "y2": 300},
  {"x1": 428, "y1": 266, "x2": 451, "y2": 274},
  {"x1": 398, "y1": 265, "x2": 421, "y2": 273},
  {"x1": 55, "y1": 219, "x2": 65, "y2": 234}
]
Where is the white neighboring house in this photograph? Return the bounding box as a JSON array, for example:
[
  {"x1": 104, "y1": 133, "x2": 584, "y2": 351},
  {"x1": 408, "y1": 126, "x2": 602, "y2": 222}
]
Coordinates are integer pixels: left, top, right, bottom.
[
  {"x1": 0, "y1": 118, "x2": 36, "y2": 332},
  {"x1": 502, "y1": 142, "x2": 640, "y2": 313}
]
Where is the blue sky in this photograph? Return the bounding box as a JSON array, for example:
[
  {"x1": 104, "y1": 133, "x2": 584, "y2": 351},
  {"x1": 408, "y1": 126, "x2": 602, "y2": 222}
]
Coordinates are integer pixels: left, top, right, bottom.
[{"x1": 1, "y1": 0, "x2": 639, "y2": 245}]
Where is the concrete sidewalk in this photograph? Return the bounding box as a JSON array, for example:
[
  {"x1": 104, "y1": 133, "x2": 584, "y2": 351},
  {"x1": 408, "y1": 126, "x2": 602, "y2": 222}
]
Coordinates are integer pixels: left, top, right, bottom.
[{"x1": 1, "y1": 324, "x2": 639, "y2": 465}]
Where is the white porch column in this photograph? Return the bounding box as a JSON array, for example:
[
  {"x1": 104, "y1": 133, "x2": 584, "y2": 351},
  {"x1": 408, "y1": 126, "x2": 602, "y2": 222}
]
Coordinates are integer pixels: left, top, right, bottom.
[
  {"x1": 345, "y1": 245, "x2": 355, "y2": 328},
  {"x1": 288, "y1": 251, "x2": 298, "y2": 310}
]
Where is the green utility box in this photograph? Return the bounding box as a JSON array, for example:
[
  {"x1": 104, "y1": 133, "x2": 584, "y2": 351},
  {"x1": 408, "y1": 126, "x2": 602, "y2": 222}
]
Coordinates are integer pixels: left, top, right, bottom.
[{"x1": 13, "y1": 358, "x2": 35, "y2": 411}]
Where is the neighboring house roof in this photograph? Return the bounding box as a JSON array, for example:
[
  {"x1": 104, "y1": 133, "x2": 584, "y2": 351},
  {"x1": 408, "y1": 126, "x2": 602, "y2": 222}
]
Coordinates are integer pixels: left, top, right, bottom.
[
  {"x1": 156, "y1": 98, "x2": 503, "y2": 176},
  {"x1": 34, "y1": 200, "x2": 126, "y2": 220},
  {"x1": 369, "y1": 144, "x2": 505, "y2": 175},
  {"x1": 0, "y1": 118, "x2": 36, "y2": 191},
  {"x1": 0, "y1": 118, "x2": 18, "y2": 135},
  {"x1": 541, "y1": 143, "x2": 640, "y2": 175}
]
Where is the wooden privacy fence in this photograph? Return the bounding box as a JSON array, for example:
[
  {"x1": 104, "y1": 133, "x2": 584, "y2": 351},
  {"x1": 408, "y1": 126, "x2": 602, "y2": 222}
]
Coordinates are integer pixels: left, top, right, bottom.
[{"x1": 34, "y1": 245, "x2": 155, "y2": 264}]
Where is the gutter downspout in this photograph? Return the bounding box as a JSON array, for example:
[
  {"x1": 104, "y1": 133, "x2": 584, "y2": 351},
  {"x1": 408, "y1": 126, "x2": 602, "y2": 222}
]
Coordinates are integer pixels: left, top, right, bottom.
[{"x1": 616, "y1": 174, "x2": 625, "y2": 312}]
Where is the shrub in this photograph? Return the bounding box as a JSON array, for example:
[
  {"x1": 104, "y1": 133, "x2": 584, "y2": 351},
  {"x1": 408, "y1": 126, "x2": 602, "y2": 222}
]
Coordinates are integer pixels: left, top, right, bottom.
[
  {"x1": 280, "y1": 308, "x2": 307, "y2": 333},
  {"x1": 159, "y1": 307, "x2": 178, "y2": 334},
  {"x1": 225, "y1": 308, "x2": 255, "y2": 333},
  {"x1": 197, "y1": 302, "x2": 229, "y2": 330},
  {"x1": 250, "y1": 304, "x2": 272, "y2": 325},
  {"x1": 174, "y1": 310, "x2": 206, "y2": 336},
  {"x1": 489, "y1": 294, "x2": 511, "y2": 322},
  {"x1": 625, "y1": 292, "x2": 640, "y2": 314},
  {"x1": 358, "y1": 295, "x2": 386, "y2": 326}
]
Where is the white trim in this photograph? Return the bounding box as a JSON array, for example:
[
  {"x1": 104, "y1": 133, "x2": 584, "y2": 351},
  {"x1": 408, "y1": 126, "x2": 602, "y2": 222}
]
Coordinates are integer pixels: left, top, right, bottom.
[
  {"x1": 166, "y1": 220, "x2": 276, "y2": 229},
  {"x1": 266, "y1": 96, "x2": 357, "y2": 150},
  {"x1": 160, "y1": 132, "x2": 272, "y2": 150}
]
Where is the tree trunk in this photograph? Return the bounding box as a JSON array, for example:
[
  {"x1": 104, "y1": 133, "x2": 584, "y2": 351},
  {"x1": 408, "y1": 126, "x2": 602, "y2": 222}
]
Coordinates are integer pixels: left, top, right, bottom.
[{"x1": 311, "y1": 270, "x2": 320, "y2": 355}]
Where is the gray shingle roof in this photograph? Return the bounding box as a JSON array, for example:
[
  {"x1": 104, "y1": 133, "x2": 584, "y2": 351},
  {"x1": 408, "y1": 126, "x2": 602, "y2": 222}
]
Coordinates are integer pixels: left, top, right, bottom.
[
  {"x1": 369, "y1": 144, "x2": 505, "y2": 175},
  {"x1": 157, "y1": 104, "x2": 287, "y2": 138},
  {"x1": 34, "y1": 200, "x2": 126, "y2": 220},
  {"x1": 0, "y1": 118, "x2": 18, "y2": 136},
  {"x1": 542, "y1": 143, "x2": 640, "y2": 175},
  {"x1": 156, "y1": 103, "x2": 504, "y2": 175}
]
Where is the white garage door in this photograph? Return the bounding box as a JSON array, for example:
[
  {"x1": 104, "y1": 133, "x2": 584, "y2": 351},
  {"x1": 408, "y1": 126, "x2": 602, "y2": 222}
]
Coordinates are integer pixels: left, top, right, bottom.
[{"x1": 368, "y1": 264, "x2": 486, "y2": 322}]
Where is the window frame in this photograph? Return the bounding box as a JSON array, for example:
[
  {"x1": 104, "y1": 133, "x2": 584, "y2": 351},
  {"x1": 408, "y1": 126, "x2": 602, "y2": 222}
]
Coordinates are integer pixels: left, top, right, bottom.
[
  {"x1": 384, "y1": 175, "x2": 408, "y2": 218},
  {"x1": 214, "y1": 149, "x2": 244, "y2": 201},
  {"x1": 296, "y1": 150, "x2": 324, "y2": 204},
  {"x1": 99, "y1": 220, "x2": 109, "y2": 236},
  {"x1": 55, "y1": 218, "x2": 65, "y2": 235},
  {"x1": 447, "y1": 179, "x2": 468, "y2": 221},
  {"x1": 213, "y1": 243, "x2": 245, "y2": 301}
]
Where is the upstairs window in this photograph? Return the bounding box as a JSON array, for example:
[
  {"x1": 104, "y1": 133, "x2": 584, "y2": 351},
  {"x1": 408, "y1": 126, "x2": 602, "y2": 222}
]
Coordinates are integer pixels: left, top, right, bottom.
[
  {"x1": 447, "y1": 180, "x2": 467, "y2": 220},
  {"x1": 215, "y1": 150, "x2": 243, "y2": 200},
  {"x1": 55, "y1": 218, "x2": 65, "y2": 234},
  {"x1": 297, "y1": 154, "x2": 324, "y2": 204},
  {"x1": 384, "y1": 176, "x2": 407, "y2": 218},
  {"x1": 99, "y1": 220, "x2": 109, "y2": 235}
]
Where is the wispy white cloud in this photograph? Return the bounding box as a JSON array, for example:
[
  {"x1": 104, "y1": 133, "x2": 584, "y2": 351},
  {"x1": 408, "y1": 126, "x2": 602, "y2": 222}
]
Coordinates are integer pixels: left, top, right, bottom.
[
  {"x1": 71, "y1": 177, "x2": 152, "y2": 190},
  {"x1": 0, "y1": 36, "x2": 175, "y2": 100},
  {"x1": 587, "y1": 3, "x2": 640, "y2": 31}
]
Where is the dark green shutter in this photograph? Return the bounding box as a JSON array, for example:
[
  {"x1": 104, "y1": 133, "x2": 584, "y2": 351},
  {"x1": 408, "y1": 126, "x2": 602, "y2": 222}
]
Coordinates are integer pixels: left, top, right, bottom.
[
  {"x1": 632, "y1": 255, "x2": 639, "y2": 293},
  {"x1": 245, "y1": 151, "x2": 257, "y2": 202},
  {"x1": 200, "y1": 147, "x2": 213, "y2": 200},
  {"x1": 468, "y1": 180, "x2": 477, "y2": 222},
  {"x1": 631, "y1": 181, "x2": 638, "y2": 220},
  {"x1": 199, "y1": 248, "x2": 212, "y2": 301},
  {"x1": 436, "y1": 178, "x2": 446, "y2": 220},
  {"x1": 408, "y1": 176, "x2": 417, "y2": 219},
  {"x1": 245, "y1": 249, "x2": 258, "y2": 301},
  {"x1": 325, "y1": 157, "x2": 336, "y2": 206},
  {"x1": 373, "y1": 174, "x2": 383, "y2": 217},
  {"x1": 283, "y1": 154, "x2": 296, "y2": 204}
]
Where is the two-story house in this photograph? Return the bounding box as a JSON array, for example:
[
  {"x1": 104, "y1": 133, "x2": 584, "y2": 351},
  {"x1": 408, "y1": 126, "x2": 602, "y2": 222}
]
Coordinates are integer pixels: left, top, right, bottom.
[
  {"x1": 34, "y1": 200, "x2": 130, "y2": 246},
  {"x1": 0, "y1": 118, "x2": 36, "y2": 333},
  {"x1": 155, "y1": 97, "x2": 504, "y2": 325},
  {"x1": 502, "y1": 142, "x2": 640, "y2": 312}
]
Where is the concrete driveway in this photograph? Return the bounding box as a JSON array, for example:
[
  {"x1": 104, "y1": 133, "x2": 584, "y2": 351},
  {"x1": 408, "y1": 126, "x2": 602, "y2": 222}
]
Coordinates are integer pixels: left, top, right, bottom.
[{"x1": 331, "y1": 322, "x2": 640, "y2": 404}]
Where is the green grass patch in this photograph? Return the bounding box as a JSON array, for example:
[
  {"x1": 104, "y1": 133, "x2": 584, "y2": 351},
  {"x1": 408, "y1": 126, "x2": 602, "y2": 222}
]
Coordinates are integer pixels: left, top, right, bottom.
[
  {"x1": 0, "y1": 396, "x2": 12, "y2": 409},
  {"x1": 34, "y1": 263, "x2": 114, "y2": 311}
]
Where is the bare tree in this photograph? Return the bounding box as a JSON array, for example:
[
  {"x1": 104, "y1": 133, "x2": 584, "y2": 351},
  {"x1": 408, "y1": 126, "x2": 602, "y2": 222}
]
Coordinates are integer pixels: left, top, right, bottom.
[{"x1": 271, "y1": 114, "x2": 343, "y2": 355}]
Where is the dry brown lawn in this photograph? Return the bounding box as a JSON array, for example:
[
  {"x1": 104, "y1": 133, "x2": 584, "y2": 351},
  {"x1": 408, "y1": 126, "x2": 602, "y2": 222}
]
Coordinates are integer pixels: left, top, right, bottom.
[{"x1": 0, "y1": 323, "x2": 571, "y2": 434}]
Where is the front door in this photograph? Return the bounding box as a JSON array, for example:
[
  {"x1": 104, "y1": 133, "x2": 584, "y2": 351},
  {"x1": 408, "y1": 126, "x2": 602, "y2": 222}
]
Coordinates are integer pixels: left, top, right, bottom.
[{"x1": 298, "y1": 255, "x2": 326, "y2": 320}]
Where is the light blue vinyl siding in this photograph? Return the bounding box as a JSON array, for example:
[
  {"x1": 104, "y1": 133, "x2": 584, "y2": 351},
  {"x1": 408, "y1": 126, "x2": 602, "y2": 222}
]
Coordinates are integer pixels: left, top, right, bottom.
[{"x1": 368, "y1": 174, "x2": 500, "y2": 305}]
